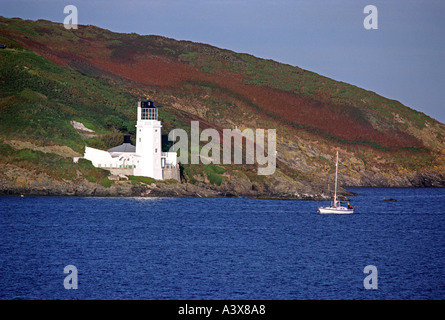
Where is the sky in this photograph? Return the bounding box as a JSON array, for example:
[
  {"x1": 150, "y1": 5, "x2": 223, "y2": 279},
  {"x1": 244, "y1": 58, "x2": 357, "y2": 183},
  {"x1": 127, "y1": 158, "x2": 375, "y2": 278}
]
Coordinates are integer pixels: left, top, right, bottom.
[{"x1": 1, "y1": 0, "x2": 444, "y2": 123}]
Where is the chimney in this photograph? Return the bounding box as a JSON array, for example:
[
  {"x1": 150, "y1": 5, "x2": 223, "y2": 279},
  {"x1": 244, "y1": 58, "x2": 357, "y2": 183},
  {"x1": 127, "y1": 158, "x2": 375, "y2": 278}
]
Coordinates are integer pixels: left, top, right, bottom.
[{"x1": 123, "y1": 135, "x2": 132, "y2": 144}]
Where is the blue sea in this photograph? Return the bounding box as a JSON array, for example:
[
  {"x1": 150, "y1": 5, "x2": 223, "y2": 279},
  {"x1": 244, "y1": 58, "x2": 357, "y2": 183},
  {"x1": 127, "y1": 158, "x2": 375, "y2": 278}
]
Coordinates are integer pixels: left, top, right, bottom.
[{"x1": 0, "y1": 188, "x2": 444, "y2": 300}]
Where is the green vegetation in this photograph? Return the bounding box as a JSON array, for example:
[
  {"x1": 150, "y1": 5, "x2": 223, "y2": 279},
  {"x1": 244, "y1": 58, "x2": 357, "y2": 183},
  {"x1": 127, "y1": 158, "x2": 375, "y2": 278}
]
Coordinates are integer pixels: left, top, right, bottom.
[
  {"x1": 204, "y1": 164, "x2": 226, "y2": 186},
  {"x1": 100, "y1": 177, "x2": 113, "y2": 188},
  {"x1": 85, "y1": 131, "x2": 125, "y2": 150},
  {"x1": 181, "y1": 165, "x2": 199, "y2": 184},
  {"x1": 128, "y1": 175, "x2": 156, "y2": 185},
  {"x1": 0, "y1": 143, "x2": 110, "y2": 182},
  {"x1": 181, "y1": 164, "x2": 226, "y2": 186},
  {"x1": 179, "y1": 51, "x2": 199, "y2": 66}
]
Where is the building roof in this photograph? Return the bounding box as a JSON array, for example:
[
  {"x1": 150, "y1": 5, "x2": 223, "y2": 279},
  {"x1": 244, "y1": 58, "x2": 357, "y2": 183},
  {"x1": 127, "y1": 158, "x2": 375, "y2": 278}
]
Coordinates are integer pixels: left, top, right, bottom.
[{"x1": 107, "y1": 143, "x2": 136, "y2": 153}]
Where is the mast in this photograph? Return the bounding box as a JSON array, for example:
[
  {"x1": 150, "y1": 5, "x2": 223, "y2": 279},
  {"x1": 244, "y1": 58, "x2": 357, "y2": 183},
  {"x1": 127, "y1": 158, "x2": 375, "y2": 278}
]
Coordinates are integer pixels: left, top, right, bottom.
[{"x1": 334, "y1": 151, "x2": 338, "y2": 207}]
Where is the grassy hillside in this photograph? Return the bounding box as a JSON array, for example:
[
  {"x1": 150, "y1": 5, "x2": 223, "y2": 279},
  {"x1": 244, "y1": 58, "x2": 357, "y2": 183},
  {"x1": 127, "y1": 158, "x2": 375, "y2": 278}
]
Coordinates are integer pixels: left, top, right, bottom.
[{"x1": 1, "y1": 16, "x2": 444, "y2": 194}]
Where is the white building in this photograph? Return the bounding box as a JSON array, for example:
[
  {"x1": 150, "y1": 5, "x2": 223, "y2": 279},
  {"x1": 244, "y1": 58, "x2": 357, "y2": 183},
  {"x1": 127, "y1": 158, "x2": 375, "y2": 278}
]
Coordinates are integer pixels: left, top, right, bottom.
[{"x1": 82, "y1": 99, "x2": 179, "y2": 181}]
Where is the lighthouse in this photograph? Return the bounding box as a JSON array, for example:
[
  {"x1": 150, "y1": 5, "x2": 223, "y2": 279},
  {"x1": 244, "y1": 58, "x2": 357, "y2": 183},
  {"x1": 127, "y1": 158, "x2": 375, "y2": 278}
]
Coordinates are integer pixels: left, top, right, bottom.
[
  {"x1": 81, "y1": 99, "x2": 179, "y2": 181},
  {"x1": 134, "y1": 99, "x2": 163, "y2": 179}
]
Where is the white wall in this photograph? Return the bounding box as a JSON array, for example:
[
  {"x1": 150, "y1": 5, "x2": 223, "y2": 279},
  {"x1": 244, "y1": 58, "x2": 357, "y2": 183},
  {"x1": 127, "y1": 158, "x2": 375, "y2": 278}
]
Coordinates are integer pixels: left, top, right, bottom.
[
  {"x1": 162, "y1": 152, "x2": 178, "y2": 167},
  {"x1": 84, "y1": 147, "x2": 114, "y2": 168},
  {"x1": 84, "y1": 147, "x2": 139, "y2": 169}
]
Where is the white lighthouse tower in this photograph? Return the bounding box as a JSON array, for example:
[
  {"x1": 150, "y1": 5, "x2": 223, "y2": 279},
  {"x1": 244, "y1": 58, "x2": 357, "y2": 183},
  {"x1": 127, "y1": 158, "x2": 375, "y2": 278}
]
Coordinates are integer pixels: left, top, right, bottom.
[{"x1": 133, "y1": 99, "x2": 163, "y2": 180}]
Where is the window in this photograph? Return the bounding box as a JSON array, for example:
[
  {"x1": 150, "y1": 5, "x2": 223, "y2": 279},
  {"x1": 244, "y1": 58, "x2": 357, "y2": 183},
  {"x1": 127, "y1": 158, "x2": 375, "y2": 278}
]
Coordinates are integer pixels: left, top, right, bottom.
[
  {"x1": 141, "y1": 107, "x2": 158, "y2": 120},
  {"x1": 139, "y1": 138, "x2": 141, "y2": 142},
  {"x1": 155, "y1": 148, "x2": 158, "y2": 153}
]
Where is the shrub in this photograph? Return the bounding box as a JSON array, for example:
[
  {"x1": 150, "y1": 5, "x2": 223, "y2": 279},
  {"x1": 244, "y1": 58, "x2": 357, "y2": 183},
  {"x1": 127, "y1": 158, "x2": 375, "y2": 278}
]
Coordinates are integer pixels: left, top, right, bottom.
[
  {"x1": 204, "y1": 164, "x2": 225, "y2": 186},
  {"x1": 100, "y1": 177, "x2": 113, "y2": 188},
  {"x1": 128, "y1": 175, "x2": 155, "y2": 185},
  {"x1": 208, "y1": 171, "x2": 222, "y2": 186},
  {"x1": 16, "y1": 148, "x2": 38, "y2": 161},
  {"x1": 76, "y1": 159, "x2": 110, "y2": 183}
]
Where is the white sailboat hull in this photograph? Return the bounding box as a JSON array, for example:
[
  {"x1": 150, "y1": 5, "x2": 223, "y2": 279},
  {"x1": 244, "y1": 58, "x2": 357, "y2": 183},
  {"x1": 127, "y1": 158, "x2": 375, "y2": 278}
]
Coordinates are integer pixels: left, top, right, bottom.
[
  {"x1": 318, "y1": 206, "x2": 354, "y2": 214},
  {"x1": 317, "y1": 151, "x2": 355, "y2": 214}
]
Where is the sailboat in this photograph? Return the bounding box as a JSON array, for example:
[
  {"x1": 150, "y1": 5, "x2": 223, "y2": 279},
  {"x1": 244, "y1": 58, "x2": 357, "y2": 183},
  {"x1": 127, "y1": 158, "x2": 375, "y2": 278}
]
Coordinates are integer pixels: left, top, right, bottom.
[{"x1": 318, "y1": 151, "x2": 354, "y2": 214}]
